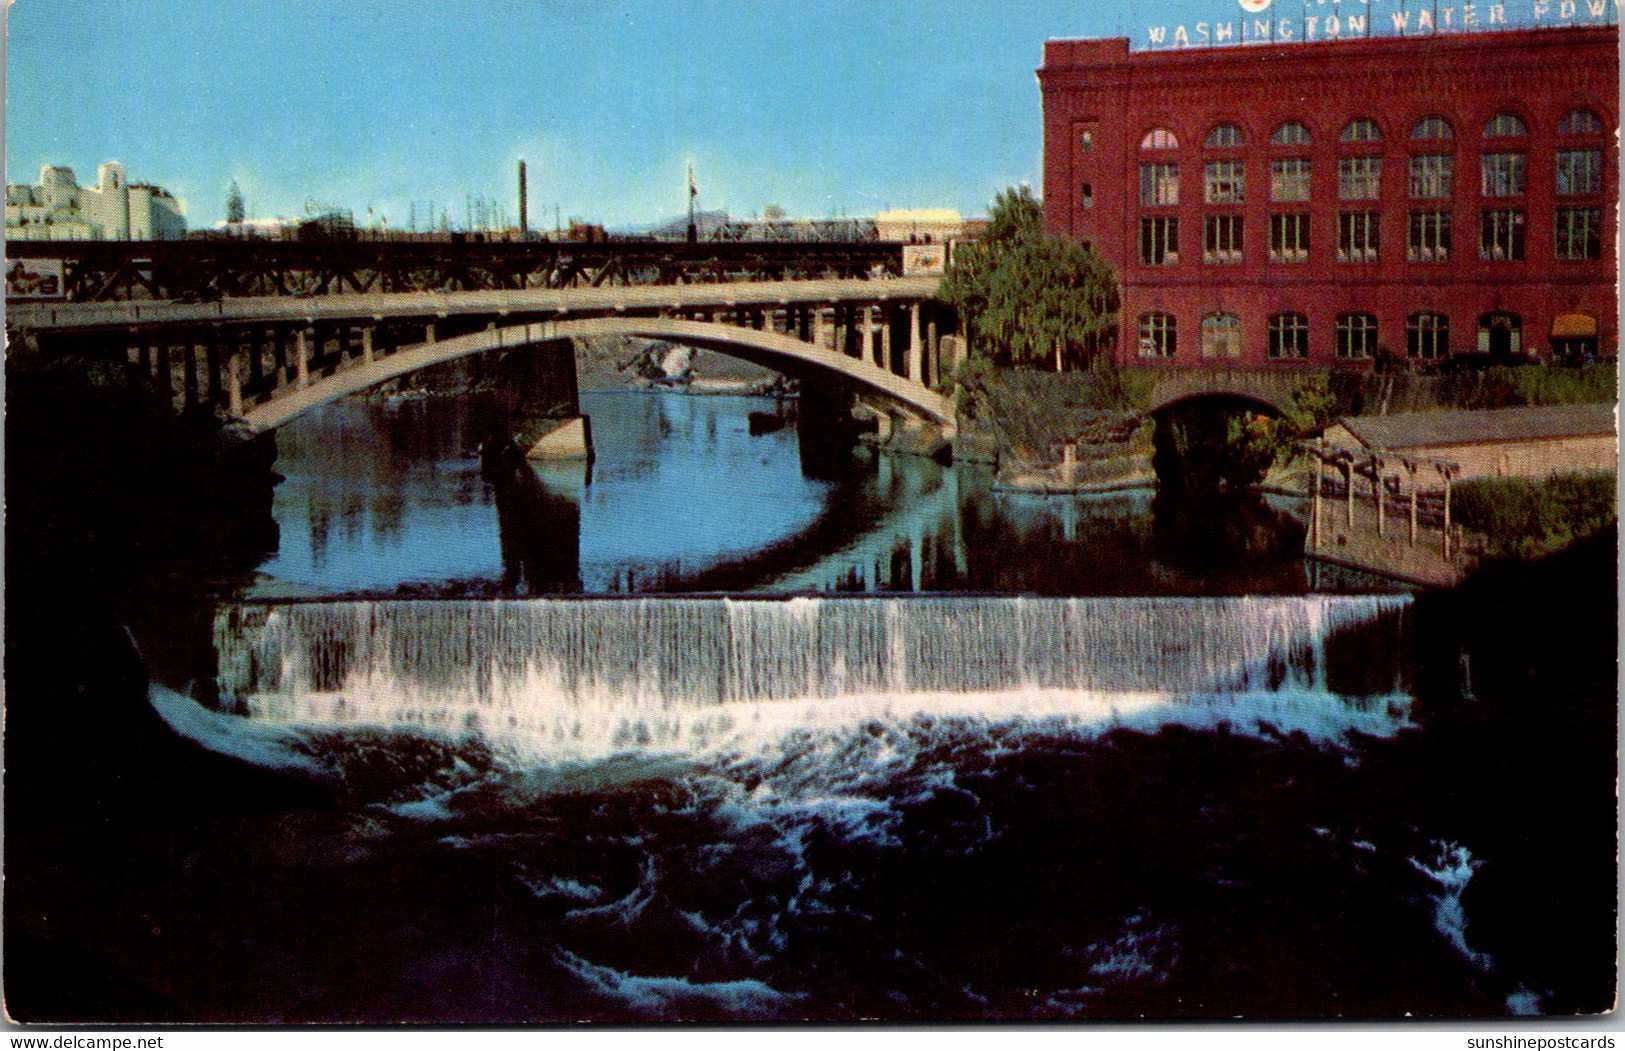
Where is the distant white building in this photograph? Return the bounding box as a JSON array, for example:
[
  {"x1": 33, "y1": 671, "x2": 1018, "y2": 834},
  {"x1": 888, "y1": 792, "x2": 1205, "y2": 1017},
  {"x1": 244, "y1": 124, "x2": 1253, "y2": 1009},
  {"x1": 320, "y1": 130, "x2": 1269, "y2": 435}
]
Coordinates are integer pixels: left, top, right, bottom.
[
  {"x1": 6, "y1": 161, "x2": 186, "y2": 240},
  {"x1": 215, "y1": 217, "x2": 297, "y2": 240},
  {"x1": 874, "y1": 208, "x2": 963, "y2": 244}
]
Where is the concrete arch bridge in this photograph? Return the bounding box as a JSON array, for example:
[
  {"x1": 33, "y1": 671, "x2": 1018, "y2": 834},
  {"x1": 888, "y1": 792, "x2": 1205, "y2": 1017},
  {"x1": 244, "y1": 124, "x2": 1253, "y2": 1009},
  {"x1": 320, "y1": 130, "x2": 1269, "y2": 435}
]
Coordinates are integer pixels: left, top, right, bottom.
[{"x1": 11, "y1": 277, "x2": 957, "y2": 457}]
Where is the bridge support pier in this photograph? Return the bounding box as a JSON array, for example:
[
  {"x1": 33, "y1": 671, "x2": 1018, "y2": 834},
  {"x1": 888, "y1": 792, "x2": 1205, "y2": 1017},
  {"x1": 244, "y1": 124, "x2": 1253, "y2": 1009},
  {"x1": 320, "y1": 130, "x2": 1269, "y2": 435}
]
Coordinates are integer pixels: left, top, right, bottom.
[
  {"x1": 226, "y1": 351, "x2": 244, "y2": 418},
  {"x1": 295, "y1": 326, "x2": 312, "y2": 388},
  {"x1": 926, "y1": 309, "x2": 939, "y2": 385},
  {"x1": 796, "y1": 376, "x2": 859, "y2": 479},
  {"x1": 499, "y1": 338, "x2": 593, "y2": 460},
  {"x1": 907, "y1": 303, "x2": 923, "y2": 384}
]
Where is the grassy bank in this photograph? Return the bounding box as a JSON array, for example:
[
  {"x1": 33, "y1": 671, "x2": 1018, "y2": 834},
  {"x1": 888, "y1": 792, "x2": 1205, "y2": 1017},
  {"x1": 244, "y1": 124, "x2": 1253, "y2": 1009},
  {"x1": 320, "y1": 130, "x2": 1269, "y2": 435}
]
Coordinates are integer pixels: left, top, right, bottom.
[
  {"x1": 1328, "y1": 364, "x2": 1617, "y2": 415},
  {"x1": 1453, "y1": 473, "x2": 1617, "y2": 560}
]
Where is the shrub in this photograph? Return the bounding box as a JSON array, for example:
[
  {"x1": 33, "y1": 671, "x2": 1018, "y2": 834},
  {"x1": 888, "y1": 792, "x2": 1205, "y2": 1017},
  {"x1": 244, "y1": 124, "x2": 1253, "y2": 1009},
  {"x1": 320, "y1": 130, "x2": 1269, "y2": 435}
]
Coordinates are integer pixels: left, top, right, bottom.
[{"x1": 1452, "y1": 473, "x2": 1618, "y2": 559}]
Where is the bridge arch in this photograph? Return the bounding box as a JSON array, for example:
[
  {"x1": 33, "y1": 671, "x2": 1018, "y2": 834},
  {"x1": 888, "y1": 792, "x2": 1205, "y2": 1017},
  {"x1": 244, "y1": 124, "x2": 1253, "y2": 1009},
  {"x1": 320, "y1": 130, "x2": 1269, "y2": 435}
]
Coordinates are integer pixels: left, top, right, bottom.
[
  {"x1": 1147, "y1": 389, "x2": 1293, "y2": 419},
  {"x1": 241, "y1": 315, "x2": 956, "y2": 435},
  {"x1": 1142, "y1": 370, "x2": 1301, "y2": 419}
]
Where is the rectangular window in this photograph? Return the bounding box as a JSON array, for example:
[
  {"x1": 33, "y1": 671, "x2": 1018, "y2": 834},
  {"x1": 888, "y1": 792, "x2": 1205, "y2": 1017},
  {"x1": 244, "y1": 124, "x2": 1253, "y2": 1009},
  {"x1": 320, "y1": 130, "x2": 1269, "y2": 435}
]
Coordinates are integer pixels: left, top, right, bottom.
[
  {"x1": 1554, "y1": 207, "x2": 1602, "y2": 260},
  {"x1": 1409, "y1": 154, "x2": 1454, "y2": 198},
  {"x1": 1336, "y1": 315, "x2": 1378, "y2": 359},
  {"x1": 1270, "y1": 159, "x2": 1311, "y2": 202},
  {"x1": 1556, "y1": 149, "x2": 1602, "y2": 196},
  {"x1": 1201, "y1": 316, "x2": 1242, "y2": 359},
  {"x1": 1139, "y1": 216, "x2": 1180, "y2": 265},
  {"x1": 1338, "y1": 156, "x2": 1382, "y2": 200},
  {"x1": 1269, "y1": 213, "x2": 1310, "y2": 263},
  {"x1": 1337, "y1": 211, "x2": 1380, "y2": 263},
  {"x1": 1140, "y1": 163, "x2": 1179, "y2": 206},
  {"x1": 1268, "y1": 315, "x2": 1309, "y2": 359},
  {"x1": 1203, "y1": 214, "x2": 1243, "y2": 264},
  {"x1": 1204, "y1": 160, "x2": 1245, "y2": 204},
  {"x1": 1479, "y1": 209, "x2": 1526, "y2": 261},
  {"x1": 1480, "y1": 153, "x2": 1527, "y2": 197},
  {"x1": 1408, "y1": 316, "x2": 1449, "y2": 359},
  {"x1": 1138, "y1": 314, "x2": 1177, "y2": 358},
  {"x1": 1407, "y1": 210, "x2": 1451, "y2": 262}
]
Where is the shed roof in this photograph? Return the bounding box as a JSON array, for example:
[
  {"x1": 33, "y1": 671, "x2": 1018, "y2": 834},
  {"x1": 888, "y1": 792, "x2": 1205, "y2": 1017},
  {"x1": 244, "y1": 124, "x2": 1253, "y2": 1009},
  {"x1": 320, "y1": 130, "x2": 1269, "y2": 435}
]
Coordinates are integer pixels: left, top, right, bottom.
[{"x1": 1335, "y1": 404, "x2": 1617, "y2": 450}]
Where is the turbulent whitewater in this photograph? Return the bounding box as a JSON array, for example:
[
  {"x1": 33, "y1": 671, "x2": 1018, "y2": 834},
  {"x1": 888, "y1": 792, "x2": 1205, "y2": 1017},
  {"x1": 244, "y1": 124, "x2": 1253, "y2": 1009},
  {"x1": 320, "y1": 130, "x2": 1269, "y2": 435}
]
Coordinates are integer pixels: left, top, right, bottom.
[{"x1": 126, "y1": 591, "x2": 1551, "y2": 1022}]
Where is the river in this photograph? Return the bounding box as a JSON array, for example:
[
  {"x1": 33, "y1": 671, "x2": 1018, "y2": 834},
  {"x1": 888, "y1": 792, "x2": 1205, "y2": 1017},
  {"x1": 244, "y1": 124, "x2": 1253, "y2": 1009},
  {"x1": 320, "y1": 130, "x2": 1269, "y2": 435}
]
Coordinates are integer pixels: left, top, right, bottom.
[
  {"x1": 8, "y1": 385, "x2": 1616, "y2": 1023},
  {"x1": 246, "y1": 389, "x2": 1328, "y2": 599}
]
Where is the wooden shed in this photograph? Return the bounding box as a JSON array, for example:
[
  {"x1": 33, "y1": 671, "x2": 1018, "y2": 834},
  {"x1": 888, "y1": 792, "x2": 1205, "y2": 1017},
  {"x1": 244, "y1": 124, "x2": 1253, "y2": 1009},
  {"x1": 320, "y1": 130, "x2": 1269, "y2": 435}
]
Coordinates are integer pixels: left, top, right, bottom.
[{"x1": 1323, "y1": 404, "x2": 1617, "y2": 488}]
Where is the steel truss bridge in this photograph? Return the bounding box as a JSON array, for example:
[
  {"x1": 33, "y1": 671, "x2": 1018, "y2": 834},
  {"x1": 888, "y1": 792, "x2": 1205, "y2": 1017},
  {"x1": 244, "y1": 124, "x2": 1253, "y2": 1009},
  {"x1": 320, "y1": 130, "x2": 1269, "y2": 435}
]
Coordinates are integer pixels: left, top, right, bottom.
[{"x1": 4, "y1": 238, "x2": 907, "y2": 303}]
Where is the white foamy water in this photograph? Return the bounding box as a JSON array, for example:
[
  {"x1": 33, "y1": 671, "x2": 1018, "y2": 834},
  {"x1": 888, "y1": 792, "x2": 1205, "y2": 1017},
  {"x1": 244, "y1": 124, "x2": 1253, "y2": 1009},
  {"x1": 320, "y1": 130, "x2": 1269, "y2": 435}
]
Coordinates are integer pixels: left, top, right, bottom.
[
  {"x1": 1411, "y1": 840, "x2": 1496, "y2": 974},
  {"x1": 207, "y1": 595, "x2": 1413, "y2": 764}
]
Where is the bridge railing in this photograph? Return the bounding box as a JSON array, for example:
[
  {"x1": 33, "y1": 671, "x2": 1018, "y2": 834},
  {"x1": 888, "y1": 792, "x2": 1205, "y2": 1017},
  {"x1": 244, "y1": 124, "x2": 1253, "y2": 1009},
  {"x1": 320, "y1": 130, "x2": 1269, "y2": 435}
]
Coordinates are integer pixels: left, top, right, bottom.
[{"x1": 5, "y1": 239, "x2": 909, "y2": 303}]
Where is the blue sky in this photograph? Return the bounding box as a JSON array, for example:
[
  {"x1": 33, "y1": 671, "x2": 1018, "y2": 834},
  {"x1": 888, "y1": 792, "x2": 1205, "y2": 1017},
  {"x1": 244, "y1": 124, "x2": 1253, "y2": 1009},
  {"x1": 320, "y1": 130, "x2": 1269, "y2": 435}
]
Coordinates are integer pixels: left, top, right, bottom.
[{"x1": 6, "y1": 0, "x2": 1604, "y2": 230}]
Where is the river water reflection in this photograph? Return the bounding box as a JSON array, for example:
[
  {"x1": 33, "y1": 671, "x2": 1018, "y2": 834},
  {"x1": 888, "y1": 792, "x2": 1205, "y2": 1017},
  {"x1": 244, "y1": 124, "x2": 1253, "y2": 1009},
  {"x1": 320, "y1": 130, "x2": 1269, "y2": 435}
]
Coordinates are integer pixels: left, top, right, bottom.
[{"x1": 246, "y1": 388, "x2": 1379, "y2": 599}]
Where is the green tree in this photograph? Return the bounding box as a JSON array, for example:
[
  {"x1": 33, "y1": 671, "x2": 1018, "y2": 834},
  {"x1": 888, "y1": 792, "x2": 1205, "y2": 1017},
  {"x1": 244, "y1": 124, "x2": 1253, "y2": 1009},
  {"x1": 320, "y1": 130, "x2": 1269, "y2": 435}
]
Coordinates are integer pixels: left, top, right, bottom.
[
  {"x1": 225, "y1": 180, "x2": 246, "y2": 224},
  {"x1": 940, "y1": 185, "x2": 1118, "y2": 371}
]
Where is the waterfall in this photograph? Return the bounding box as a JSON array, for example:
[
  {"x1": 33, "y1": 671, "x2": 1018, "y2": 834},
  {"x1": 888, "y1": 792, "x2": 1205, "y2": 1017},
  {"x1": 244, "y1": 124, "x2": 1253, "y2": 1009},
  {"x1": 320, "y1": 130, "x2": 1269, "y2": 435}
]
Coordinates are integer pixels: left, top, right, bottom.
[{"x1": 211, "y1": 595, "x2": 1412, "y2": 758}]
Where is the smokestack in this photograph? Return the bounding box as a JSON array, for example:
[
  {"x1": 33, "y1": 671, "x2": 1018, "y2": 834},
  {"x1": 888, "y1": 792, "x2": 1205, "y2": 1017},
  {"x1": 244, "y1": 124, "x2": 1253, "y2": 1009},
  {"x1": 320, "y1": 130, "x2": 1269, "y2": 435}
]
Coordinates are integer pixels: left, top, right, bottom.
[{"x1": 518, "y1": 159, "x2": 529, "y2": 238}]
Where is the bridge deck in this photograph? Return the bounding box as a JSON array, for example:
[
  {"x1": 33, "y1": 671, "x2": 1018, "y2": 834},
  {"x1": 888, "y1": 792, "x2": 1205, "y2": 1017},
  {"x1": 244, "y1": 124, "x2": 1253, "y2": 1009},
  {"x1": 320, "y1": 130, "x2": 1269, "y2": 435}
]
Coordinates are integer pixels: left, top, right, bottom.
[{"x1": 11, "y1": 277, "x2": 941, "y2": 332}]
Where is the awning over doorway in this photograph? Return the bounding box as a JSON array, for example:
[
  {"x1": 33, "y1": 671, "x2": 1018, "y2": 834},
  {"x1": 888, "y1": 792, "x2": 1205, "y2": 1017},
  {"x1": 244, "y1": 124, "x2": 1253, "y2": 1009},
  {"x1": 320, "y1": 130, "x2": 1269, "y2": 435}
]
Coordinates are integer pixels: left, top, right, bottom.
[{"x1": 1551, "y1": 313, "x2": 1597, "y2": 338}]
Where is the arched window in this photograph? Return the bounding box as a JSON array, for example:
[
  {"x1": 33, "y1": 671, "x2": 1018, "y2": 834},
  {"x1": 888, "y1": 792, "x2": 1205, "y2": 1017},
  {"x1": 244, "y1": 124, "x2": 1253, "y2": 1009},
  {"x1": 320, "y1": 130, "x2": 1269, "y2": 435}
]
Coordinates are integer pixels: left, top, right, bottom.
[
  {"x1": 1271, "y1": 121, "x2": 1312, "y2": 146},
  {"x1": 1141, "y1": 128, "x2": 1180, "y2": 150},
  {"x1": 1336, "y1": 314, "x2": 1378, "y2": 359},
  {"x1": 1268, "y1": 313, "x2": 1309, "y2": 359},
  {"x1": 1558, "y1": 109, "x2": 1604, "y2": 135},
  {"x1": 1478, "y1": 312, "x2": 1523, "y2": 357},
  {"x1": 1138, "y1": 313, "x2": 1177, "y2": 358},
  {"x1": 1201, "y1": 313, "x2": 1242, "y2": 359},
  {"x1": 1484, "y1": 112, "x2": 1528, "y2": 137},
  {"x1": 1340, "y1": 118, "x2": 1382, "y2": 143},
  {"x1": 1411, "y1": 115, "x2": 1455, "y2": 140},
  {"x1": 1406, "y1": 313, "x2": 1449, "y2": 359},
  {"x1": 1205, "y1": 124, "x2": 1243, "y2": 148}
]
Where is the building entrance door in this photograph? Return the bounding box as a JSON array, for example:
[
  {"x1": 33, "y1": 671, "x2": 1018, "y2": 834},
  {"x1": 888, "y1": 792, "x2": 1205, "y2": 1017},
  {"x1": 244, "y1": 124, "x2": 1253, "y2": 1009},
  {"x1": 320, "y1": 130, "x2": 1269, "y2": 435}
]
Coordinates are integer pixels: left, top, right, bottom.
[{"x1": 1478, "y1": 312, "x2": 1522, "y2": 359}]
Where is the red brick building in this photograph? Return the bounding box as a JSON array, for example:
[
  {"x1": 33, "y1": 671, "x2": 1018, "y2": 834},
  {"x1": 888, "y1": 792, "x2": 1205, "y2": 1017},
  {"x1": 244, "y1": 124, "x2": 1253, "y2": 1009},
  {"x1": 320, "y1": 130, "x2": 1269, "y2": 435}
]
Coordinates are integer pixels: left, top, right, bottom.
[{"x1": 1038, "y1": 26, "x2": 1617, "y2": 370}]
